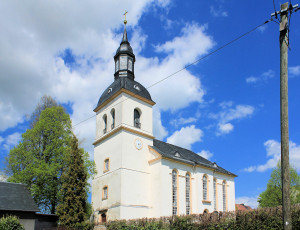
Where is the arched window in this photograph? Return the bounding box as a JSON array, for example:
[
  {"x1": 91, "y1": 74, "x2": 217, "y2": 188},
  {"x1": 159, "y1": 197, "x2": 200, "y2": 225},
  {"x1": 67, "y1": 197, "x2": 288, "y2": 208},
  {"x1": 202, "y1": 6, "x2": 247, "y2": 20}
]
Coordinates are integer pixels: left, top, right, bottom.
[
  {"x1": 222, "y1": 181, "x2": 227, "y2": 212},
  {"x1": 104, "y1": 158, "x2": 110, "y2": 172},
  {"x1": 111, "y1": 109, "x2": 115, "y2": 129},
  {"x1": 134, "y1": 109, "x2": 141, "y2": 128},
  {"x1": 203, "y1": 175, "x2": 208, "y2": 200},
  {"x1": 103, "y1": 186, "x2": 108, "y2": 200},
  {"x1": 103, "y1": 114, "x2": 107, "y2": 134},
  {"x1": 172, "y1": 169, "x2": 178, "y2": 215},
  {"x1": 213, "y1": 178, "x2": 217, "y2": 211},
  {"x1": 186, "y1": 172, "x2": 191, "y2": 215}
]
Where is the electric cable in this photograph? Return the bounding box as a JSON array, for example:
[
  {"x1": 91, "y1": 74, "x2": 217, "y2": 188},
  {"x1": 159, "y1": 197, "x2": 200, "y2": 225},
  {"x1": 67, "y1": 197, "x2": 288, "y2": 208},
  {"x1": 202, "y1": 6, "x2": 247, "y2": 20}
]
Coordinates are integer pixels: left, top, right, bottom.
[{"x1": 73, "y1": 19, "x2": 272, "y2": 128}]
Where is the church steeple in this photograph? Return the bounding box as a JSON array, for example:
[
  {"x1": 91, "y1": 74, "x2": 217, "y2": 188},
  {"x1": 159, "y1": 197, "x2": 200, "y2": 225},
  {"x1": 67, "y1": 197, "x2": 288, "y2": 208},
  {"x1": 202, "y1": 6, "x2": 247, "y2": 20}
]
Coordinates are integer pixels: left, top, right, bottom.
[{"x1": 114, "y1": 15, "x2": 135, "y2": 80}]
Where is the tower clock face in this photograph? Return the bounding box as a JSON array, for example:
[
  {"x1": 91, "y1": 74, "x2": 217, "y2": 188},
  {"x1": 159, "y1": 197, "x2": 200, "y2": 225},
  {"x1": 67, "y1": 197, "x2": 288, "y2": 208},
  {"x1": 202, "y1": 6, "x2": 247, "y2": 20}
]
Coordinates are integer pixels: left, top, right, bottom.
[{"x1": 135, "y1": 138, "x2": 143, "y2": 150}]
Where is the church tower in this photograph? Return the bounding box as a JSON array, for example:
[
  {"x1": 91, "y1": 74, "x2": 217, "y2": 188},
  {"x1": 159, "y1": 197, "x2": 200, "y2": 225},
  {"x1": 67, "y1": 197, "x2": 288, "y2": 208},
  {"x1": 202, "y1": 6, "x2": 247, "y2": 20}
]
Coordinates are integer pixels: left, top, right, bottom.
[{"x1": 92, "y1": 19, "x2": 155, "y2": 222}]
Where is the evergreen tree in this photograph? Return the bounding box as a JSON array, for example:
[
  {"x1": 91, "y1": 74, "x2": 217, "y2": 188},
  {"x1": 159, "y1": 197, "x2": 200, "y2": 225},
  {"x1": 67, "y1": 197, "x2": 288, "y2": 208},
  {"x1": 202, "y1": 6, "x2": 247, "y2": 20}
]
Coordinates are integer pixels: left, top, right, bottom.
[
  {"x1": 57, "y1": 135, "x2": 88, "y2": 227},
  {"x1": 258, "y1": 162, "x2": 300, "y2": 208}
]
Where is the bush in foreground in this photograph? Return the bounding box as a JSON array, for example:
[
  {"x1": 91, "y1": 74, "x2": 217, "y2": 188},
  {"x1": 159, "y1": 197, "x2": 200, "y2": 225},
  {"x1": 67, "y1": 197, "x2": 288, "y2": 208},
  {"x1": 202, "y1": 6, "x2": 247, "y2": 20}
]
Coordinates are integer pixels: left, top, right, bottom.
[
  {"x1": 0, "y1": 215, "x2": 25, "y2": 230},
  {"x1": 104, "y1": 204, "x2": 300, "y2": 230}
]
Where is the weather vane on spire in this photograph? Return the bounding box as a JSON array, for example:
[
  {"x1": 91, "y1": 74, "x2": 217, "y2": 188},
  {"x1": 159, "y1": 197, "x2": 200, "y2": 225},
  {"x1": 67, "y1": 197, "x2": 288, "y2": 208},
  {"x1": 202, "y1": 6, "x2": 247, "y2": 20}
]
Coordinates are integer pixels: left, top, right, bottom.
[{"x1": 123, "y1": 10, "x2": 128, "y2": 25}]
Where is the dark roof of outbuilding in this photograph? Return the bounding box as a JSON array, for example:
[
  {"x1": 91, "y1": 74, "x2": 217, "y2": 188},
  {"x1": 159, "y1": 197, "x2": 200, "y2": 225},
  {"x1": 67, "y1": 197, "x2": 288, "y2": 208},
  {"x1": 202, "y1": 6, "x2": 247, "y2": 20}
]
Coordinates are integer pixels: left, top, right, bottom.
[
  {"x1": 95, "y1": 77, "x2": 154, "y2": 110},
  {"x1": 0, "y1": 182, "x2": 40, "y2": 212},
  {"x1": 152, "y1": 139, "x2": 237, "y2": 177}
]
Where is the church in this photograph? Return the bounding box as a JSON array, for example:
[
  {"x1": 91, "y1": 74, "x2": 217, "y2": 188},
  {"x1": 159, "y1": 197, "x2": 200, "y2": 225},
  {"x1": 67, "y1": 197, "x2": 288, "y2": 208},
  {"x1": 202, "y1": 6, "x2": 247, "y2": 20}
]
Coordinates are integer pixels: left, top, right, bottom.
[{"x1": 92, "y1": 20, "x2": 237, "y2": 223}]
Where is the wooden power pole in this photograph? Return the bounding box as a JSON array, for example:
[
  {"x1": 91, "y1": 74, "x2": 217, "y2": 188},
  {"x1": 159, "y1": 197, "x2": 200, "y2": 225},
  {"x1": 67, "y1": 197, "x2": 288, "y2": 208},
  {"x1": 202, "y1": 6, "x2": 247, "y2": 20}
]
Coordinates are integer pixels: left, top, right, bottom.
[
  {"x1": 279, "y1": 2, "x2": 291, "y2": 230},
  {"x1": 272, "y1": 2, "x2": 299, "y2": 229}
]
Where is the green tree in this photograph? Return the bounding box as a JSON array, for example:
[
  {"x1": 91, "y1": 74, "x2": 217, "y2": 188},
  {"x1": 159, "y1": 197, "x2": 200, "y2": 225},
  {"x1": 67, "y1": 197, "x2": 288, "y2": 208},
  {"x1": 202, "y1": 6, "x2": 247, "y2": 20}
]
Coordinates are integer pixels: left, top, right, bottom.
[
  {"x1": 6, "y1": 106, "x2": 72, "y2": 214},
  {"x1": 29, "y1": 95, "x2": 58, "y2": 128},
  {"x1": 258, "y1": 162, "x2": 300, "y2": 208},
  {"x1": 56, "y1": 135, "x2": 91, "y2": 227}
]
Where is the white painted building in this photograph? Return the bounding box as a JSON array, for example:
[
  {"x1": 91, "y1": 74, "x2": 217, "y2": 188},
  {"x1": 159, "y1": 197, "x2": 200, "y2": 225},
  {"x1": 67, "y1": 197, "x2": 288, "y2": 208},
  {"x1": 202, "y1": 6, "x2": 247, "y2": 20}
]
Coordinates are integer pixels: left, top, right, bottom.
[{"x1": 92, "y1": 22, "x2": 237, "y2": 223}]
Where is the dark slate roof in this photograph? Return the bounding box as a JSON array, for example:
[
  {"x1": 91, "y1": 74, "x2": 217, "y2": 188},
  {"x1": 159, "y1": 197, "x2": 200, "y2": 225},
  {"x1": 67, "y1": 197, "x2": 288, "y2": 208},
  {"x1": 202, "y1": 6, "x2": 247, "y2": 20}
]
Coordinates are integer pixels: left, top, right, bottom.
[
  {"x1": 0, "y1": 182, "x2": 40, "y2": 212},
  {"x1": 115, "y1": 26, "x2": 134, "y2": 57},
  {"x1": 95, "y1": 77, "x2": 154, "y2": 110},
  {"x1": 152, "y1": 139, "x2": 237, "y2": 177}
]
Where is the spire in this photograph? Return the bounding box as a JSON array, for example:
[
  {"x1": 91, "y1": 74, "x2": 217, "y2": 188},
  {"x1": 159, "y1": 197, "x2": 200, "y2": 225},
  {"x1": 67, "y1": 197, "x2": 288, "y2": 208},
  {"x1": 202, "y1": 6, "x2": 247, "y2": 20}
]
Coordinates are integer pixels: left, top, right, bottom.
[
  {"x1": 122, "y1": 25, "x2": 128, "y2": 43},
  {"x1": 114, "y1": 11, "x2": 135, "y2": 80},
  {"x1": 122, "y1": 11, "x2": 128, "y2": 43}
]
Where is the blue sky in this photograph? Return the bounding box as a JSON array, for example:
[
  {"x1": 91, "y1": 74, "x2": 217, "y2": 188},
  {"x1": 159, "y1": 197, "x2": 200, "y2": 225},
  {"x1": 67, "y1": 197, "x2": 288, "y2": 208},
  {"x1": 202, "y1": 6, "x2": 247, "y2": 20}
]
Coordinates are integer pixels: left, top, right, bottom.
[{"x1": 1, "y1": 0, "x2": 300, "y2": 208}]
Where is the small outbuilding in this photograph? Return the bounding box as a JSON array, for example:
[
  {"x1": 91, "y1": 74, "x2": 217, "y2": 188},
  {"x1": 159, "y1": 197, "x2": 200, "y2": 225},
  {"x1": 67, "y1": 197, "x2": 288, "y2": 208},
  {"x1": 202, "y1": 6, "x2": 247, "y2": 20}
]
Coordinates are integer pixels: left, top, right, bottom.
[{"x1": 0, "y1": 181, "x2": 58, "y2": 230}]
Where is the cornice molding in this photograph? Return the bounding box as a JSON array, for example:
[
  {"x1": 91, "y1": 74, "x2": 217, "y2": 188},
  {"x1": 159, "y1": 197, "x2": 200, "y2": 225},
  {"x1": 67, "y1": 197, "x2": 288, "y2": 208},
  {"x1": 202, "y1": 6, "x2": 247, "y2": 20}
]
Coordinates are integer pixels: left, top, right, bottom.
[
  {"x1": 94, "y1": 88, "x2": 155, "y2": 112},
  {"x1": 93, "y1": 125, "x2": 154, "y2": 146}
]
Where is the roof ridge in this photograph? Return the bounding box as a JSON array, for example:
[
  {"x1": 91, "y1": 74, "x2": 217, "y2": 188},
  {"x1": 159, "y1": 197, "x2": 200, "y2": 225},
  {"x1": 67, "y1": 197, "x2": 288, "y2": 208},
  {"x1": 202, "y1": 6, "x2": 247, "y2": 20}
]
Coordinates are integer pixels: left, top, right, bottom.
[
  {"x1": 153, "y1": 139, "x2": 237, "y2": 177},
  {"x1": 154, "y1": 139, "x2": 212, "y2": 163},
  {"x1": 0, "y1": 181, "x2": 26, "y2": 185}
]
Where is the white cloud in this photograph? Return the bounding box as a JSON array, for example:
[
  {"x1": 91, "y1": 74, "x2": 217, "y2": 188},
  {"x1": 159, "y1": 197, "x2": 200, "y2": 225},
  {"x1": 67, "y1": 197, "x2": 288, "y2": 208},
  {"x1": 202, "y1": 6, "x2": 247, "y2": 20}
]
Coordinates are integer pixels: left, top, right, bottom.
[
  {"x1": 210, "y1": 6, "x2": 228, "y2": 17},
  {"x1": 0, "y1": 1, "x2": 216, "y2": 160},
  {"x1": 261, "y1": 70, "x2": 275, "y2": 79},
  {"x1": 198, "y1": 150, "x2": 213, "y2": 160},
  {"x1": 170, "y1": 116, "x2": 198, "y2": 127},
  {"x1": 167, "y1": 125, "x2": 203, "y2": 149},
  {"x1": 219, "y1": 101, "x2": 233, "y2": 109},
  {"x1": 220, "y1": 105, "x2": 254, "y2": 123},
  {"x1": 0, "y1": 0, "x2": 169, "y2": 132},
  {"x1": 246, "y1": 76, "x2": 259, "y2": 83},
  {"x1": 0, "y1": 136, "x2": 4, "y2": 145},
  {"x1": 246, "y1": 70, "x2": 275, "y2": 84},
  {"x1": 153, "y1": 108, "x2": 168, "y2": 140},
  {"x1": 3, "y1": 132, "x2": 22, "y2": 151},
  {"x1": 244, "y1": 139, "x2": 300, "y2": 172},
  {"x1": 258, "y1": 24, "x2": 268, "y2": 33},
  {"x1": 218, "y1": 123, "x2": 233, "y2": 135},
  {"x1": 0, "y1": 172, "x2": 8, "y2": 182},
  {"x1": 236, "y1": 196, "x2": 258, "y2": 209},
  {"x1": 211, "y1": 104, "x2": 254, "y2": 135},
  {"x1": 289, "y1": 65, "x2": 300, "y2": 77}
]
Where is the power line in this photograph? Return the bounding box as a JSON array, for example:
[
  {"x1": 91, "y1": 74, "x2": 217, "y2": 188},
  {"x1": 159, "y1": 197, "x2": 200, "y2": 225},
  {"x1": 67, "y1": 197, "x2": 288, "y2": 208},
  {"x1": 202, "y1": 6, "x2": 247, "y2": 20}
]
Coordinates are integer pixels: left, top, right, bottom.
[{"x1": 73, "y1": 18, "x2": 271, "y2": 128}]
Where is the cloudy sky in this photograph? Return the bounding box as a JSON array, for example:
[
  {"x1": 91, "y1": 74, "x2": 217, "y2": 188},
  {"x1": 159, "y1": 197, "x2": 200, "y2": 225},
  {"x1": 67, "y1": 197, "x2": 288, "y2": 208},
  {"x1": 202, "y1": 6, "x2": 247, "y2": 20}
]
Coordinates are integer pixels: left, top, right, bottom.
[{"x1": 1, "y1": 0, "x2": 300, "y2": 208}]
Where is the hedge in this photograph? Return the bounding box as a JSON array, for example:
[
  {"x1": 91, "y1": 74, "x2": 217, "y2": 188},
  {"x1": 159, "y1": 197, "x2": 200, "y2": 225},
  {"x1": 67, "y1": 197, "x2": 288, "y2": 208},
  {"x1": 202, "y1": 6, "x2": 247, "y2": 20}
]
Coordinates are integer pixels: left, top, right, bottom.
[{"x1": 103, "y1": 204, "x2": 300, "y2": 230}]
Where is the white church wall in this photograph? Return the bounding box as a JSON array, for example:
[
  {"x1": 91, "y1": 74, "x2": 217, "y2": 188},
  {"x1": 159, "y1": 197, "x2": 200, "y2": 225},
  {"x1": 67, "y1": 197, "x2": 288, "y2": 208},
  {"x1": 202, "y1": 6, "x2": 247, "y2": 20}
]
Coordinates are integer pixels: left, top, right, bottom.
[
  {"x1": 122, "y1": 94, "x2": 153, "y2": 134},
  {"x1": 121, "y1": 130, "x2": 153, "y2": 172},
  {"x1": 92, "y1": 169, "x2": 122, "y2": 221},
  {"x1": 95, "y1": 94, "x2": 124, "y2": 140},
  {"x1": 213, "y1": 173, "x2": 235, "y2": 212},
  {"x1": 150, "y1": 158, "x2": 236, "y2": 217},
  {"x1": 120, "y1": 169, "x2": 151, "y2": 219},
  {"x1": 93, "y1": 132, "x2": 123, "y2": 174},
  {"x1": 159, "y1": 159, "x2": 197, "y2": 216},
  {"x1": 93, "y1": 90, "x2": 155, "y2": 221},
  {"x1": 149, "y1": 160, "x2": 162, "y2": 218}
]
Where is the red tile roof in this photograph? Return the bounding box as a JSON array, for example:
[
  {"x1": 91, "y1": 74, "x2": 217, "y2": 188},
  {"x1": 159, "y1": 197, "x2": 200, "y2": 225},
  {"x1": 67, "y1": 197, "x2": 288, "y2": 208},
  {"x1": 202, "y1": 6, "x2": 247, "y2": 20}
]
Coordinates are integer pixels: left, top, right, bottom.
[{"x1": 235, "y1": 203, "x2": 253, "y2": 211}]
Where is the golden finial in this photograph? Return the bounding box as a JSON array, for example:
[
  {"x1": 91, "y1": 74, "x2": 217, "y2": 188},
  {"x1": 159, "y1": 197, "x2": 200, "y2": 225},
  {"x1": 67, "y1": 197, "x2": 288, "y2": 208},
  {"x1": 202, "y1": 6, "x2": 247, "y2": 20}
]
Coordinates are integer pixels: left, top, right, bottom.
[{"x1": 123, "y1": 10, "x2": 128, "y2": 25}]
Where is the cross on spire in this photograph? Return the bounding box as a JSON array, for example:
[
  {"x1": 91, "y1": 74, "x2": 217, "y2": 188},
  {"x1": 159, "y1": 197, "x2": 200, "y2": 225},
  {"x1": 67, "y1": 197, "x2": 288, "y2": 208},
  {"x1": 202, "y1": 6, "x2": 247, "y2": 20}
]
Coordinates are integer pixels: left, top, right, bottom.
[{"x1": 123, "y1": 11, "x2": 128, "y2": 25}]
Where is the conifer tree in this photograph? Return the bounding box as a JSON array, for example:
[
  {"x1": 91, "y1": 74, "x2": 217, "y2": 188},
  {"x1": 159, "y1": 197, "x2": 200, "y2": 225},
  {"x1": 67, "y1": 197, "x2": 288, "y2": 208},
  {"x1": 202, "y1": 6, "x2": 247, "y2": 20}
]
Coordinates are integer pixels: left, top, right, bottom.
[{"x1": 56, "y1": 135, "x2": 88, "y2": 227}]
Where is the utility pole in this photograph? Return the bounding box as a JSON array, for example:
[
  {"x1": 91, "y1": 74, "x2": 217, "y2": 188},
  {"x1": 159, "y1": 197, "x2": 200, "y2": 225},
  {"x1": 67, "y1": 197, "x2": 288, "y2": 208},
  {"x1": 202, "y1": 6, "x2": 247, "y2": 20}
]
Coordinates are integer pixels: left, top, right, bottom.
[
  {"x1": 280, "y1": 3, "x2": 291, "y2": 230},
  {"x1": 271, "y1": 2, "x2": 299, "y2": 230}
]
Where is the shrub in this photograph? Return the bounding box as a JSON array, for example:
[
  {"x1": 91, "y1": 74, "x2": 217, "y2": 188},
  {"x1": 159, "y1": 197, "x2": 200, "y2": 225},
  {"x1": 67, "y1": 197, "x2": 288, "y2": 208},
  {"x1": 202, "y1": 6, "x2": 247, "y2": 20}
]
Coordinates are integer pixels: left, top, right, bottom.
[
  {"x1": 104, "y1": 204, "x2": 300, "y2": 230},
  {"x1": 0, "y1": 215, "x2": 25, "y2": 230}
]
